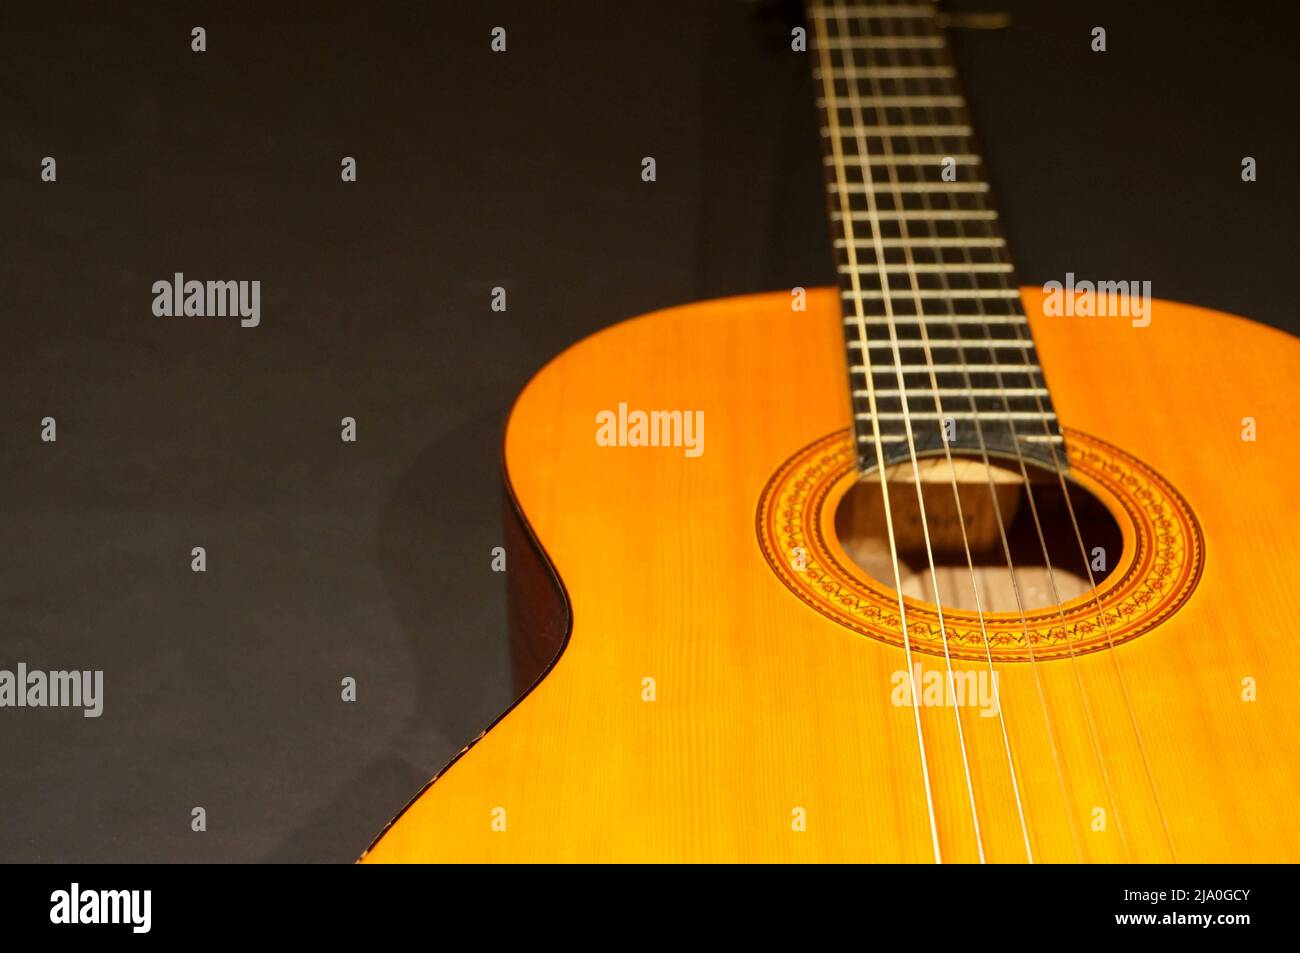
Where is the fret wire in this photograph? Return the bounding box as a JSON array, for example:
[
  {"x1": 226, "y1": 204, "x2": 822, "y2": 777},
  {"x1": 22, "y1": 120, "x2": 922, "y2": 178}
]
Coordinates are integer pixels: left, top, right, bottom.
[
  {"x1": 859, "y1": 411, "x2": 1057, "y2": 420},
  {"x1": 829, "y1": 183, "x2": 987, "y2": 194},
  {"x1": 861, "y1": 387, "x2": 1048, "y2": 396},
  {"x1": 817, "y1": 96, "x2": 965, "y2": 107},
  {"x1": 820, "y1": 125, "x2": 973, "y2": 137},
  {"x1": 838, "y1": 263, "x2": 1013, "y2": 273},
  {"x1": 841, "y1": 289, "x2": 1021, "y2": 299},
  {"x1": 832, "y1": 209, "x2": 997, "y2": 220},
  {"x1": 857, "y1": 433, "x2": 1065, "y2": 443},
  {"x1": 847, "y1": 339, "x2": 1036, "y2": 350},
  {"x1": 824, "y1": 154, "x2": 980, "y2": 165},
  {"x1": 842, "y1": 317, "x2": 1027, "y2": 326},
  {"x1": 811, "y1": 66, "x2": 955, "y2": 78},
  {"x1": 850, "y1": 364, "x2": 1044, "y2": 373},
  {"x1": 837, "y1": 237, "x2": 1008, "y2": 249}
]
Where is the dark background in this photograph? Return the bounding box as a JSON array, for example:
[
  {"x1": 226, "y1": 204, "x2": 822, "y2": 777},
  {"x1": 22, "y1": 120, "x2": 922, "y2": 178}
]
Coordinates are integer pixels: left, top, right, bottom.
[{"x1": 0, "y1": 1, "x2": 1294, "y2": 863}]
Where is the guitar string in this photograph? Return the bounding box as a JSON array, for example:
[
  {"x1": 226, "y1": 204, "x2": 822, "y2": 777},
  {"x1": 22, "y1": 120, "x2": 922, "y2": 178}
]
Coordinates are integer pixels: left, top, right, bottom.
[
  {"x1": 847, "y1": 3, "x2": 1176, "y2": 861},
  {"x1": 894, "y1": 5, "x2": 1132, "y2": 861},
  {"x1": 1034, "y1": 416, "x2": 1179, "y2": 860},
  {"x1": 816, "y1": 0, "x2": 1147, "y2": 863},
  {"x1": 870, "y1": 5, "x2": 1035, "y2": 863},
  {"x1": 926, "y1": 0, "x2": 1175, "y2": 844},
  {"x1": 830, "y1": 0, "x2": 989, "y2": 863},
  {"x1": 811, "y1": 4, "x2": 944, "y2": 864},
  {"x1": 976, "y1": 119, "x2": 1178, "y2": 860},
  {"x1": 843, "y1": 1, "x2": 1084, "y2": 860},
  {"x1": 889, "y1": 3, "x2": 1083, "y2": 863},
  {"x1": 980, "y1": 268, "x2": 1135, "y2": 863}
]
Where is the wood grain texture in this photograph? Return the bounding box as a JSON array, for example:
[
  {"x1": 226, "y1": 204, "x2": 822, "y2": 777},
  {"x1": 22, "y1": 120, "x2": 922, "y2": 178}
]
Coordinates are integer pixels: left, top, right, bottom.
[{"x1": 363, "y1": 287, "x2": 1300, "y2": 863}]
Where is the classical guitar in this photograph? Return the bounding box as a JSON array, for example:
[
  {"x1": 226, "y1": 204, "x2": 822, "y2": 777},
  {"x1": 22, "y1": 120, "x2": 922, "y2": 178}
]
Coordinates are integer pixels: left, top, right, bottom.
[{"x1": 363, "y1": 0, "x2": 1300, "y2": 862}]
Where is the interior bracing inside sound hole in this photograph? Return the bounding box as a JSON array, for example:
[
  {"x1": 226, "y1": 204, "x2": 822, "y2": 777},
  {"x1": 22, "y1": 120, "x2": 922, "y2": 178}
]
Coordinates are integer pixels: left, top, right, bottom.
[{"x1": 834, "y1": 454, "x2": 1124, "y2": 612}]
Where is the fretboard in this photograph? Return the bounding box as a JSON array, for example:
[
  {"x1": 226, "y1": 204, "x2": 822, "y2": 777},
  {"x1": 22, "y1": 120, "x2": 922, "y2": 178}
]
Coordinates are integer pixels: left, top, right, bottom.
[{"x1": 808, "y1": 0, "x2": 1064, "y2": 472}]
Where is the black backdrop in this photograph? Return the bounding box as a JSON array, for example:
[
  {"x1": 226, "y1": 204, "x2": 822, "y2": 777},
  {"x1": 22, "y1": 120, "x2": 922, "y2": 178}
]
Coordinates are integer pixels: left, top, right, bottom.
[{"x1": 0, "y1": 1, "x2": 1295, "y2": 862}]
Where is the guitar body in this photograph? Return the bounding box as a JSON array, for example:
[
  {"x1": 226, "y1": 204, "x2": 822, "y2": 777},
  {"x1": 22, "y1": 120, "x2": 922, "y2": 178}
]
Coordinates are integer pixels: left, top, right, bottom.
[{"x1": 363, "y1": 287, "x2": 1300, "y2": 863}]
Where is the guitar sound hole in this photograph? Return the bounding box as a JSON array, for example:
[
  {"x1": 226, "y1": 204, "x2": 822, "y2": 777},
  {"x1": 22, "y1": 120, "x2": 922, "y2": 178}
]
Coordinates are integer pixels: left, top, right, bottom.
[{"x1": 833, "y1": 455, "x2": 1124, "y2": 613}]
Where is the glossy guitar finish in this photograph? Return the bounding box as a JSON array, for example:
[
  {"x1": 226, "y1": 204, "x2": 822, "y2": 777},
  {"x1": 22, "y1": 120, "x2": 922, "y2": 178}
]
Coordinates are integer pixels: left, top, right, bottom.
[{"x1": 363, "y1": 288, "x2": 1300, "y2": 863}]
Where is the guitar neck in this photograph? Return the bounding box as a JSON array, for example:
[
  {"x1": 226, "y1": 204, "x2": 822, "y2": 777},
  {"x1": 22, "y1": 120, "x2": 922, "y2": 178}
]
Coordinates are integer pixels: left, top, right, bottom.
[{"x1": 808, "y1": 0, "x2": 1063, "y2": 472}]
